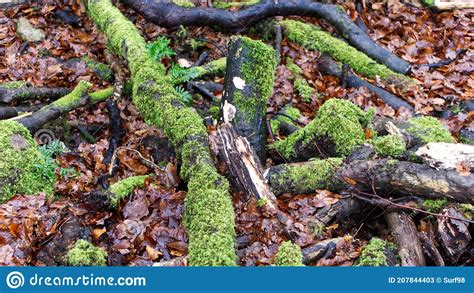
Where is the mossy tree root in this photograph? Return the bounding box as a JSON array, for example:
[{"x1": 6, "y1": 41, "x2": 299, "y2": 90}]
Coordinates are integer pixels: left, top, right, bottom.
[
  {"x1": 16, "y1": 81, "x2": 113, "y2": 132},
  {"x1": 85, "y1": 0, "x2": 236, "y2": 266},
  {"x1": 122, "y1": 0, "x2": 410, "y2": 74},
  {"x1": 0, "y1": 80, "x2": 71, "y2": 104},
  {"x1": 280, "y1": 20, "x2": 412, "y2": 89},
  {"x1": 265, "y1": 158, "x2": 474, "y2": 204},
  {"x1": 221, "y1": 36, "x2": 276, "y2": 161}
]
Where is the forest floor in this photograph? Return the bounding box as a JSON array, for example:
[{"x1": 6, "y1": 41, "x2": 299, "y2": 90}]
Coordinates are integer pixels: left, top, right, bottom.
[{"x1": 0, "y1": 1, "x2": 472, "y2": 266}]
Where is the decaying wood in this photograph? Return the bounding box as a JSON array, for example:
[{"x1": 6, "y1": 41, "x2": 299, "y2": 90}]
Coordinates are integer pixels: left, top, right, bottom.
[
  {"x1": 385, "y1": 211, "x2": 426, "y2": 266},
  {"x1": 0, "y1": 85, "x2": 70, "y2": 104},
  {"x1": 0, "y1": 104, "x2": 43, "y2": 119},
  {"x1": 437, "y1": 207, "x2": 472, "y2": 263},
  {"x1": 431, "y1": 0, "x2": 474, "y2": 10},
  {"x1": 122, "y1": 0, "x2": 410, "y2": 74},
  {"x1": 216, "y1": 123, "x2": 277, "y2": 208},
  {"x1": 415, "y1": 142, "x2": 474, "y2": 171},
  {"x1": 418, "y1": 228, "x2": 445, "y2": 266},
  {"x1": 302, "y1": 237, "x2": 346, "y2": 264}
]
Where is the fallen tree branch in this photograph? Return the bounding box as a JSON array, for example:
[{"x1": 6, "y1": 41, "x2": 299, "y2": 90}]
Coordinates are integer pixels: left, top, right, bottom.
[
  {"x1": 122, "y1": 0, "x2": 410, "y2": 74},
  {"x1": 0, "y1": 104, "x2": 44, "y2": 119},
  {"x1": 317, "y1": 54, "x2": 413, "y2": 111},
  {"x1": 0, "y1": 81, "x2": 70, "y2": 104}
]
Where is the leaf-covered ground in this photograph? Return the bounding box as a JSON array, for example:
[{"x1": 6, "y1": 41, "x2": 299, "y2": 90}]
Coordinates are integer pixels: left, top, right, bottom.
[{"x1": 0, "y1": 1, "x2": 472, "y2": 266}]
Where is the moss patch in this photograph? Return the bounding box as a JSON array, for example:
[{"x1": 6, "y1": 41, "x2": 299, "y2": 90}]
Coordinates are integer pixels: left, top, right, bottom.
[
  {"x1": 270, "y1": 158, "x2": 343, "y2": 194},
  {"x1": 109, "y1": 175, "x2": 150, "y2": 207},
  {"x1": 355, "y1": 238, "x2": 392, "y2": 266},
  {"x1": 172, "y1": 0, "x2": 195, "y2": 7},
  {"x1": 280, "y1": 20, "x2": 412, "y2": 86},
  {"x1": 423, "y1": 199, "x2": 448, "y2": 213},
  {"x1": 294, "y1": 77, "x2": 315, "y2": 102},
  {"x1": 275, "y1": 241, "x2": 304, "y2": 266},
  {"x1": 0, "y1": 121, "x2": 53, "y2": 202},
  {"x1": 66, "y1": 240, "x2": 107, "y2": 266},
  {"x1": 270, "y1": 106, "x2": 301, "y2": 134},
  {"x1": 272, "y1": 99, "x2": 374, "y2": 159},
  {"x1": 81, "y1": 56, "x2": 114, "y2": 82},
  {"x1": 0, "y1": 80, "x2": 29, "y2": 89},
  {"x1": 406, "y1": 116, "x2": 454, "y2": 144},
  {"x1": 89, "y1": 87, "x2": 114, "y2": 103},
  {"x1": 371, "y1": 134, "x2": 406, "y2": 158},
  {"x1": 214, "y1": 0, "x2": 260, "y2": 9},
  {"x1": 52, "y1": 80, "x2": 92, "y2": 109}
]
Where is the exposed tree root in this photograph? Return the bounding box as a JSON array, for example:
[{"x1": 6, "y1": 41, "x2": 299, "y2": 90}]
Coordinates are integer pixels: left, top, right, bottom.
[{"x1": 122, "y1": 0, "x2": 410, "y2": 74}]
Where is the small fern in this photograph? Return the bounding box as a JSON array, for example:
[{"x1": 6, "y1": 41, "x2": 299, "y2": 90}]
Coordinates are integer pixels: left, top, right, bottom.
[
  {"x1": 175, "y1": 86, "x2": 193, "y2": 105},
  {"x1": 168, "y1": 63, "x2": 199, "y2": 82},
  {"x1": 35, "y1": 140, "x2": 78, "y2": 183},
  {"x1": 146, "y1": 37, "x2": 175, "y2": 61}
]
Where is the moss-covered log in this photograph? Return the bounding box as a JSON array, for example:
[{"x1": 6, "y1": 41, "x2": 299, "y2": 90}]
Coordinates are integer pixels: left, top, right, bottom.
[
  {"x1": 108, "y1": 175, "x2": 150, "y2": 207},
  {"x1": 0, "y1": 80, "x2": 71, "y2": 104},
  {"x1": 280, "y1": 20, "x2": 413, "y2": 89},
  {"x1": 264, "y1": 158, "x2": 343, "y2": 196},
  {"x1": 265, "y1": 158, "x2": 474, "y2": 204},
  {"x1": 355, "y1": 238, "x2": 398, "y2": 266},
  {"x1": 122, "y1": 0, "x2": 411, "y2": 74},
  {"x1": 221, "y1": 36, "x2": 276, "y2": 160},
  {"x1": 272, "y1": 99, "x2": 374, "y2": 161},
  {"x1": 269, "y1": 106, "x2": 301, "y2": 136},
  {"x1": 385, "y1": 211, "x2": 425, "y2": 266},
  {"x1": 85, "y1": 0, "x2": 236, "y2": 266}
]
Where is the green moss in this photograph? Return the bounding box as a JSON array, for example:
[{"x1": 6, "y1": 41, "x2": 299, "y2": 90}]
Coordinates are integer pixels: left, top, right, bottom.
[
  {"x1": 270, "y1": 106, "x2": 301, "y2": 134},
  {"x1": 371, "y1": 135, "x2": 406, "y2": 158},
  {"x1": 280, "y1": 20, "x2": 412, "y2": 86},
  {"x1": 87, "y1": 0, "x2": 236, "y2": 266},
  {"x1": 184, "y1": 164, "x2": 236, "y2": 266},
  {"x1": 458, "y1": 204, "x2": 473, "y2": 219},
  {"x1": 355, "y1": 238, "x2": 391, "y2": 266},
  {"x1": 0, "y1": 121, "x2": 53, "y2": 202},
  {"x1": 232, "y1": 36, "x2": 276, "y2": 116},
  {"x1": 294, "y1": 77, "x2": 315, "y2": 102},
  {"x1": 214, "y1": 0, "x2": 260, "y2": 9},
  {"x1": 422, "y1": 199, "x2": 448, "y2": 213},
  {"x1": 172, "y1": 0, "x2": 195, "y2": 7},
  {"x1": 108, "y1": 175, "x2": 150, "y2": 207},
  {"x1": 271, "y1": 158, "x2": 342, "y2": 193},
  {"x1": 89, "y1": 86, "x2": 114, "y2": 103},
  {"x1": 421, "y1": 0, "x2": 435, "y2": 6},
  {"x1": 183, "y1": 57, "x2": 227, "y2": 85},
  {"x1": 81, "y1": 56, "x2": 114, "y2": 82},
  {"x1": 256, "y1": 198, "x2": 267, "y2": 207},
  {"x1": 209, "y1": 105, "x2": 220, "y2": 120},
  {"x1": 275, "y1": 241, "x2": 304, "y2": 266},
  {"x1": 406, "y1": 117, "x2": 454, "y2": 144},
  {"x1": 52, "y1": 80, "x2": 92, "y2": 109},
  {"x1": 273, "y1": 99, "x2": 374, "y2": 159},
  {"x1": 0, "y1": 80, "x2": 29, "y2": 89},
  {"x1": 66, "y1": 240, "x2": 107, "y2": 266},
  {"x1": 286, "y1": 58, "x2": 302, "y2": 76}
]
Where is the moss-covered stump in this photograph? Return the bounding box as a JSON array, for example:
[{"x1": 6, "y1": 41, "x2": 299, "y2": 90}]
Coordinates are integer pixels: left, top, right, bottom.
[
  {"x1": 66, "y1": 240, "x2": 108, "y2": 266},
  {"x1": 265, "y1": 158, "x2": 343, "y2": 196},
  {"x1": 86, "y1": 0, "x2": 236, "y2": 266},
  {"x1": 221, "y1": 36, "x2": 276, "y2": 161},
  {"x1": 0, "y1": 120, "x2": 53, "y2": 202},
  {"x1": 280, "y1": 20, "x2": 413, "y2": 89},
  {"x1": 272, "y1": 99, "x2": 374, "y2": 161},
  {"x1": 355, "y1": 238, "x2": 397, "y2": 266},
  {"x1": 275, "y1": 241, "x2": 304, "y2": 266}
]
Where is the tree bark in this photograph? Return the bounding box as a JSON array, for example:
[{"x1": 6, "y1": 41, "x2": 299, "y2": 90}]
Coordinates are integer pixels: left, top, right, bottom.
[{"x1": 385, "y1": 211, "x2": 426, "y2": 266}]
